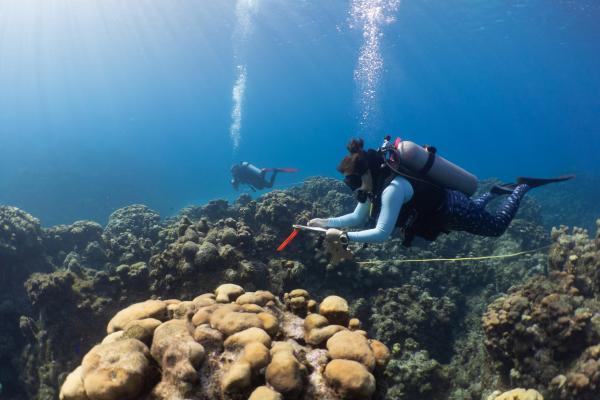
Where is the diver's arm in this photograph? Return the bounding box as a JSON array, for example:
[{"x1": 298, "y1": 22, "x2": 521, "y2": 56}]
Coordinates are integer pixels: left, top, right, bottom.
[
  {"x1": 347, "y1": 177, "x2": 411, "y2": 243},
  {"x1": 327, "y1": 200, "x2": 371, "y2": 228}
]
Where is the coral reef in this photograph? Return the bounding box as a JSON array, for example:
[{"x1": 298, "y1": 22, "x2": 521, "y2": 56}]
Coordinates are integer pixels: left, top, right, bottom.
[
  {"x1": 482, "y1": 221, "x2": 600, "y2": 400},
  {"x1": 44, "y1": 221, "x2": 104, "y2": 266},
  {"x1": 104, "y1": 204, "x2": 162, "y2": 243},
  {"x1": 0, "y1": 206, "x2": 54, "y2": 289},
  {"x1": 0, "y1": 206, "x2": 53, "y2": 399},
  {"x1": 370, "y1": 285, "x2": 457, "y2": 362},
  {"x1": 58, "y1": 285, "x2": 389, "y2": 400},
  {"x1": 2, "y1": 175, "x2": 596, "y2": 400}
]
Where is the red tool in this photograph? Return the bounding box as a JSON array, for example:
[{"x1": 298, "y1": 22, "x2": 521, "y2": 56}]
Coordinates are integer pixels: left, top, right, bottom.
[
  {"x1": 277, "y1": 228, "x2": 301, "y2": 251},
  {"x1": 277, "y1": 225, "x2": 354, "y2": 266}
]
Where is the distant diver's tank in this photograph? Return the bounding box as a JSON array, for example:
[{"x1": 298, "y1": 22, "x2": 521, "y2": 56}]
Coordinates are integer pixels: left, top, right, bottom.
[
  {"x1": 241, "y1": 162, "x2": 263, "y2": 178},
  {"x1": 396, "y1": 141, "x2": 478, "y2": 197}
]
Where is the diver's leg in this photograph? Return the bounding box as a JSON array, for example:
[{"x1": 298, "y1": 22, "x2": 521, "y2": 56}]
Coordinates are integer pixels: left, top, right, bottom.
[
  {"x1": 482, "y1": 184, "x2": 530, "y2": 235},
  {"x1": 443, "y1": 185, "x2": 530, "y2": 237},
  {"x1": 443, "y1": 190, "x2": 485, "y2": 233},
  {"x1": 473, "y1": 184, "x2": 530, "y2": 236},
  {"x1": 263, "y1": 170, "x2": 279, "y2": 189},
  {"x1": 471, "y1": 192, "x2": 498, "y2": 211}
]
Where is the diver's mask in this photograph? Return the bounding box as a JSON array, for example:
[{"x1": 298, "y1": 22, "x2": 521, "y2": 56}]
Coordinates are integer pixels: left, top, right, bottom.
[
  {"x1": 344, "y1": 170, "x2": 370, "y2": 203},
  {"x1": 343, "y1": 173, "x2": 363, "y2": 192}
]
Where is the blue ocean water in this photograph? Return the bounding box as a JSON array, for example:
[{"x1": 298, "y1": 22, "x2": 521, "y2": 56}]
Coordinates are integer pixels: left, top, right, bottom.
[{"x1": 0, "y1": 0, "x2": 599, "y2": 228}]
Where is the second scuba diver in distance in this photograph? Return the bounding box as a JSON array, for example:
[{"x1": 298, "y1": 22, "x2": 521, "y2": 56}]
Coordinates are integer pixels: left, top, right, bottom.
[
  {"x1": 309, "y1": 138, "x2": 574, "y2": 247},
  {"x1": 230, "y1": 162, "x2": 298, "y2": 192}
]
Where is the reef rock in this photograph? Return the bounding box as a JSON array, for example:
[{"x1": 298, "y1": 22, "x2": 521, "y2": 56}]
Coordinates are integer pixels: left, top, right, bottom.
[{"x1": 104, "y1": 204, "x2": 162, "y2": 242}]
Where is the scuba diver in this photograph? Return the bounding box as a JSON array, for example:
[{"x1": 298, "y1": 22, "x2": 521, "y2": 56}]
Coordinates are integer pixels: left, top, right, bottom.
[
  {"x1": 309, "y1": 138, "x2": 573, "y2": 247},
  {"x1": 382, "y1": 135, "x2": 391, "y2": 148},
  {"x1": 230, "y1": 162, "x2": 298, "y2": 192}
]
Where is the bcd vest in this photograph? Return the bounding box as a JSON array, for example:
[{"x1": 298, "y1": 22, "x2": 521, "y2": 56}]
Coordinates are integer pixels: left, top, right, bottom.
[{"x1": 366, "y1": 149, "x2": 449, "y2": 247}]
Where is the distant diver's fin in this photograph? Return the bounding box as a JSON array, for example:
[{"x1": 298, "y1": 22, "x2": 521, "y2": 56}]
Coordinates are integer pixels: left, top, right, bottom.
[
  {"x1": 516, "y1": 174, "x2": 575, "y2": 189},
  {"x1": 489, "y1": 183, "x2": 519, "y2": 196},
  {"x1": 263, "y1": 168, "x2": 298, "y2": 173}
]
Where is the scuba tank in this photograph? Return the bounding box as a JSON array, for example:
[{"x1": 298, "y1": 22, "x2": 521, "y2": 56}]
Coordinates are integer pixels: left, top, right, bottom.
[
  {"x1": 392, "y1": 140, "x2": 478, "y2": 197},
  {"x1": 241, "y1": 162, "x2": 263, "y2": 178},
  {"x1": 360, "y1": 140, "x2": 476, "y2": 248}
]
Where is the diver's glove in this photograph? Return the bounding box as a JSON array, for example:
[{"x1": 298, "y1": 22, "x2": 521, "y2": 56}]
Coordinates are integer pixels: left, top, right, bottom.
[{"x1": 308, "y1": 218, "x2": 329, "y2": 228}]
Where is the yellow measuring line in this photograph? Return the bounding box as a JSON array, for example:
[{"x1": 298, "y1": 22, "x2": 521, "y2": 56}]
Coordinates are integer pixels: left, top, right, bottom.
[{"x1": 354, "y1": 244, "x2": 554, "y2": 264}]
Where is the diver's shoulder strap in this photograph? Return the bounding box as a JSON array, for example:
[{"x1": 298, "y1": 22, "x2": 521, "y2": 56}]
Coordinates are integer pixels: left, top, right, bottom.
[{"x1": 418, "y1": 151, "x2": 436, "y2": 175}]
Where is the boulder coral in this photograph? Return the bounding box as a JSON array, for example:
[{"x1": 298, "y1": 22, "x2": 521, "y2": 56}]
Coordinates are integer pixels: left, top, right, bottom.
[
  {"x1": 150, "y1": 320, "x2": 205, "y2": 398},
  {"x1": 58, "y1": 366, "x2": 88, "y2": 400},
  {"x1": 107, "y1": 300, "x2": 168, "y2": 333},
  {"x1": 486, "y1": 388, "x2": 544, "y2": 400},
  {"x1": 122, "y1": 317, "x2": 162, "y2": 346},
  {"x1": 79, "y1": 339, "x2": 154, "y2": 400},
  {"x1": 319, "y1": 296, "x2": 350, "y2": 327},
  {"x1": 249, "y1": 385, "x2": 285, "y2": 400},
  {"x1": 327, "y1": 330, "x2": 377, "y2": 373},
  {"x1": 58, "y1": 286, "x2": 389, "y2": 400},
  {"x1": 303, "y1": 313, "x2": 347, "y2": 346},
  {"x1": 221, "y1": 342, "x2": 271, "y2": 392},
  {"x1": 325, "y1": 359, "x2": 376, "y2": 398},
  {"x1": 265, "y1": 342, "x2": 305, "y2": 399},
  {"x1": 215, "y1": 283, "x2": 245, "y2": 303}
]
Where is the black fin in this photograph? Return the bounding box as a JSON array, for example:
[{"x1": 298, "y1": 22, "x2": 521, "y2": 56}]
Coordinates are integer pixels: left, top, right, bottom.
[
  {"x1": 516, "y1": 174, "x2": 575, "y2": 189},
  {"x1": 489, "y1": 183, "x2": 519, "y2": 196}
]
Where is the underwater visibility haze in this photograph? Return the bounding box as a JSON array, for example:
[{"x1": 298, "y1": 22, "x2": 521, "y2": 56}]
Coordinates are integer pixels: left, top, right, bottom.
[
  {"x1": 1, "y1": 0, "x2": 599, "y2": 228},
  {"x1": 1, "y1": 0, "x2": 600, "y2": 399}
]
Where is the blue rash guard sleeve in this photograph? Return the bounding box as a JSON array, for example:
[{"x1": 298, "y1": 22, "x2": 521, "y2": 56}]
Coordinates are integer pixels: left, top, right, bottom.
[
  {"x1": 327, "y1": 201, "x2": 371, "y2": 228},
  {"x1": 328, "y1": 176, "x2": 413, "y2": 243}
]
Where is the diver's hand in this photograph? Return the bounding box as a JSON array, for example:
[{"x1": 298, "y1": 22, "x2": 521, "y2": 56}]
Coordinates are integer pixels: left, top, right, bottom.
[
  {"x1": 326, "y1": 228, "x2": 341, "y2": 242},
  {"x1": 309, "y1": 218, "x2": 329, "y2": 228}
]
